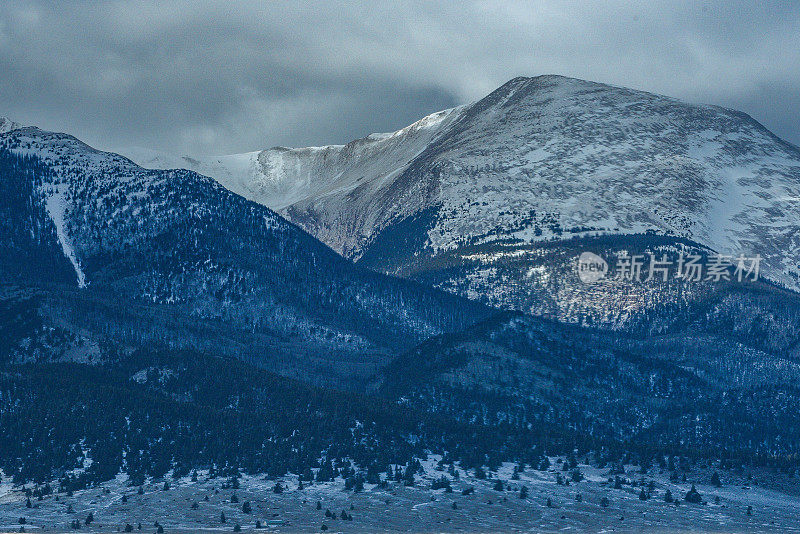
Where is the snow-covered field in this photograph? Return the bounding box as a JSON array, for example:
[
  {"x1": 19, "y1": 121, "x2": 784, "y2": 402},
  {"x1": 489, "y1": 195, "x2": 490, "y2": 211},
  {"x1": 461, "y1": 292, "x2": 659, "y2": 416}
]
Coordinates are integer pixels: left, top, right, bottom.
[{"x1": 3, "y1": 459, "x2": 798, "y2": 533}]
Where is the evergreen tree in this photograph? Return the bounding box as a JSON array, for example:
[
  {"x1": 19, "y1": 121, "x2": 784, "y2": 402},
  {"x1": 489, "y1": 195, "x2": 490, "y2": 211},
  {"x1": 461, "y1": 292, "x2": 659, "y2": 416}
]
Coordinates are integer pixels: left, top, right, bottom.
[{"x1": 685, "y1": 485, "x2": 702, "y2": 504}]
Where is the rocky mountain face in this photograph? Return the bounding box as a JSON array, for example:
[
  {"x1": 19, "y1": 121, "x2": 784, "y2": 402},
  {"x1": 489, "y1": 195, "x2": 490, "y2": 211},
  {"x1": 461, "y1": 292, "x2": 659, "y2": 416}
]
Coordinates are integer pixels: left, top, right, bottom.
[
  {"x1": 0, "y1": 117, "x2": 22, "y2": 134},
  {"x1": 0, "y1": 128, "x2": 489, "y2": 386},
  {"x1": 131, "y1": 76, "x2": 800, "y2": 328}
]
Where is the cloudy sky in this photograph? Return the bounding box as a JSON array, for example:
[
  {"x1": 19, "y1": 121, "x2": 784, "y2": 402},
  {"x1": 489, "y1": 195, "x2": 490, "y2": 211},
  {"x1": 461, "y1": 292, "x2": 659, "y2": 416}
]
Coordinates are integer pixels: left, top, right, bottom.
[{"x1": 1, "y1": 1, "x2": 798, "y2": 156}]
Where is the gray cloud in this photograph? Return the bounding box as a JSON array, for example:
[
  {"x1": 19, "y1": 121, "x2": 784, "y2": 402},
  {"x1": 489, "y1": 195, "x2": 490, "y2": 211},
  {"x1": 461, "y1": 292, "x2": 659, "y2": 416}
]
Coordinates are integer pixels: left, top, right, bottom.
[{"x1": 1, "y1": 0, "x2": 798, "y2": 155}]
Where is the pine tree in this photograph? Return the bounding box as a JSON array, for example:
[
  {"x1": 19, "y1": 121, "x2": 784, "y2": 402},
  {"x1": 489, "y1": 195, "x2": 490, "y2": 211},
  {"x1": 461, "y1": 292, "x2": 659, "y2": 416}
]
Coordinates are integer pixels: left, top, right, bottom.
[
  {"x1": 431, "y1": 475, "x2": 451, "y2": 491},
  {"x1": 685, "y1": 485, "x2": 702, "y2": 504},
  {"x1": 539, "y1": 457, "x2": 551, "y2": 471}
]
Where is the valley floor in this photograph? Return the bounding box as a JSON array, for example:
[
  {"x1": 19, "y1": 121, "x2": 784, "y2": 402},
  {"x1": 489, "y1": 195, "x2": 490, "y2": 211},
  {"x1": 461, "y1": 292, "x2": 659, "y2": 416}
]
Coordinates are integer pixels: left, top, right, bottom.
[{"x1": 2, "y1": 459, "x2": 799, "y2": 533}]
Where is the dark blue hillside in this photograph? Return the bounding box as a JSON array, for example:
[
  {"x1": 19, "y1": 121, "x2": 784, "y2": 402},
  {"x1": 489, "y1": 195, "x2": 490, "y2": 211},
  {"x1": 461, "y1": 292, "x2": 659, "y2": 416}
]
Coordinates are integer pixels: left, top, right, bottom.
[{"x1": 0, "y1": 142, "x2": 489, "y2": 385}]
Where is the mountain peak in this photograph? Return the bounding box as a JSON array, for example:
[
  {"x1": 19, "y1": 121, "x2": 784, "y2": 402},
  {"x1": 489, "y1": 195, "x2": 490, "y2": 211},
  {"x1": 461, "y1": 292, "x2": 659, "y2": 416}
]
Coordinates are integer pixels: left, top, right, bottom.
[
  {"x1": 497, "y1": 74, "x2": 607, "y2": 91},
  {"x1": 502, "y1": 74, "x2": 578, "y2": 85},
  {"x1": 466, "y1": 75, "x2": 622, "y2": 117},
  {"x1": 0, "y1": 116, "x2": 23, "y2": 134},
  {"x1": 119, "y1": 77, "x2": 800, "y2": 297}
]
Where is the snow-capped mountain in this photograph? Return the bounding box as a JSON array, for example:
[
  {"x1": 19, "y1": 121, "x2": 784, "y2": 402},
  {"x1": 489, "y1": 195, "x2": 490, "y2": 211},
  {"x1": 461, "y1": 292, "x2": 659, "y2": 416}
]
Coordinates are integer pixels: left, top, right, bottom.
[
  {"x1": 0, "y1": 127, "x2": 488, "y2": 385},
  {"x1": 0, "y1": 117, "x2": 22, "y2": 134},
  {"x1": 6, "y1": 86, "x2": 800, "y2": 525},
  {"x1": 126, "y1": 76, "x2": 800, "y2": 325}
]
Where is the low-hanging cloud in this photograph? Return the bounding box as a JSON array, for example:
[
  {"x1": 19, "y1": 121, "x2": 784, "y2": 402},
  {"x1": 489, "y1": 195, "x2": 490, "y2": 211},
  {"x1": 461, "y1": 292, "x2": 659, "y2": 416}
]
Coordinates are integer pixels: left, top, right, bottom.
[{"x1": 1, "y1": 0, "x2": 798, "y2": 156}]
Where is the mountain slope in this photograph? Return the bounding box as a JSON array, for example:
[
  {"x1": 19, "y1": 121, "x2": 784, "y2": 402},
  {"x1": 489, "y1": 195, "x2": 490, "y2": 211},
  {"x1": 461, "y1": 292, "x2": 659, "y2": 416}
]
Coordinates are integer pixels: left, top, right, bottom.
[
  {"x1": 381, "y1": 309, "x2": 800, "y2": 460},
  {"x1": 128, "y1": 76, "x2": 800, "y2": 326},
  {"x1": 0, "y1": 129, "x2": 489, "y2": 385},
  {"x1": 0, "y1": 117, "x2": 22, "y2": 134}
]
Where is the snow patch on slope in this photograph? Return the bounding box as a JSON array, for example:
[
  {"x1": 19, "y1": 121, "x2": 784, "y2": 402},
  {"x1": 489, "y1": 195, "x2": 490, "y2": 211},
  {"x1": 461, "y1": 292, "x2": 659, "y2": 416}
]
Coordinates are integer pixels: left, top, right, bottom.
[{"x1": 43, "y1": 184, "x2": 86, "y2": 288}]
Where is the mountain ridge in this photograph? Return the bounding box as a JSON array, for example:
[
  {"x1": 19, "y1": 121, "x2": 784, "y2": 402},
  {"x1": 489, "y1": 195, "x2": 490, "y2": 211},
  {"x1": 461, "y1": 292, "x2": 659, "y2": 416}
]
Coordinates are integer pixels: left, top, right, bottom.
[
  {"x1": 121, "y1": 75, "x2": 800, "y2": 328},
  {"x1": 0, "y1": 129, "x2": 490, "y2": 386}
]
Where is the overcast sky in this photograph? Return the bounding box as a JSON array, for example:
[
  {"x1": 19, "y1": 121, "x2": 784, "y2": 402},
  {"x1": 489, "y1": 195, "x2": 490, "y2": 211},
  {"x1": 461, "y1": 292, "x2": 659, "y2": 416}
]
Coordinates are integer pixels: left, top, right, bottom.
[{"x1": 1, "y1": 1, "x2": 798, "y2": 156}]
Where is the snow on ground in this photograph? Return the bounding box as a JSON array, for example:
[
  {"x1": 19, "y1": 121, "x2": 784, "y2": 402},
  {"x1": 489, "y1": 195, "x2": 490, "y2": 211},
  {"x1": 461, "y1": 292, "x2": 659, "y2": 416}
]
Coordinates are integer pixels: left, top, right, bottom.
[
  {"x1": 43, "y1": 184, "x2": 86, "y2": 288},
  {"x1": 2, "y1": 459, "x2": 798, "y2": 533}
]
